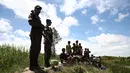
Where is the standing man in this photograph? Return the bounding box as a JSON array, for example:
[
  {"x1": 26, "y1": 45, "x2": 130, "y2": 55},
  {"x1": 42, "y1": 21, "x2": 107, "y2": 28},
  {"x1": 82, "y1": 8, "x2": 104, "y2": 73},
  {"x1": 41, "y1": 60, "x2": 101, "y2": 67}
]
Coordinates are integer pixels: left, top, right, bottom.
[
  {"x1": 28, "y1": 5, "x2": 44, "y2": 71},
  {"x1": 43, "y1": 19, "x2": 53, "y2": 67},
  {"x1": 66, "y1": 41, "x2": 72, "y2": 56},
  {"x1": 78, "y1": 43, "x2": 83, "y2": 56},
  {"x1": 75, "y1": 40, "x2": 79, "y2": 55}
]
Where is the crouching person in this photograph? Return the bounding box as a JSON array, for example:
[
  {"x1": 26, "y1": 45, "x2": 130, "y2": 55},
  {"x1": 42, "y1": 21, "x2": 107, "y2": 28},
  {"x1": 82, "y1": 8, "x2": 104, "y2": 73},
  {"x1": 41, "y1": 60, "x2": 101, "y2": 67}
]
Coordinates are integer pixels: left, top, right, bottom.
[{"x1": 60, "y1": 48, "x2": 67, "y2": 63}]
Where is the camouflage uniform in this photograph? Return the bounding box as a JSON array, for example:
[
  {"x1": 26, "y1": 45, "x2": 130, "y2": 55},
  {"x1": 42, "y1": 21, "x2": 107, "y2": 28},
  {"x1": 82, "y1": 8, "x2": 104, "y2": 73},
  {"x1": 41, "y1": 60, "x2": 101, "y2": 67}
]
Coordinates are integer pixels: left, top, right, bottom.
[{"x1": 43, "y1": 19, "x2": 53, "y2": 67}]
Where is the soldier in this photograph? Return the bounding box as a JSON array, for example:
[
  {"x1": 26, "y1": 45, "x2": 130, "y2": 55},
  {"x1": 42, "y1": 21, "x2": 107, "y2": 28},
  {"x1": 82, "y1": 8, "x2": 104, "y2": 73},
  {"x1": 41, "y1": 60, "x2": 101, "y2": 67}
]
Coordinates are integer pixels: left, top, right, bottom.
[
  {"x1": 43, "y1": 19, "x2": 53, "y2": 67},
  {"x1": 28, "y1": 5, "x2": 44, "y2": 71},
  {"x1": 66, "y1": 41, "x2": 72, "y2": 56}
]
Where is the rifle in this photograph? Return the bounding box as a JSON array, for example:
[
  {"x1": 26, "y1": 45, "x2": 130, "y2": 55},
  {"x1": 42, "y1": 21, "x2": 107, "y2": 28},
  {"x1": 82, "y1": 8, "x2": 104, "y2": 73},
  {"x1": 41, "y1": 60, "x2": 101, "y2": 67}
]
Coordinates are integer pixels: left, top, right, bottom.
[{"x1": 42, "y1": 31, "x2": 52, "y2": 44}]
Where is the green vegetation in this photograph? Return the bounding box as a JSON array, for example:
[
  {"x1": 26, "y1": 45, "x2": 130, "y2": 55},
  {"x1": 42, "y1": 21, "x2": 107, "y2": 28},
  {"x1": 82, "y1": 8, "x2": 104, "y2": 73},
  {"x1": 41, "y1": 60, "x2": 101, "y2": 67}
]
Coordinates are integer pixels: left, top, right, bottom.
[
  {"x1": 102, "y1": 59, "x2": 130, "y2": 73},
  {"x1": 0, "y1": 45, "x2": 130, "y2": 73},
  {"x1": 0, "y1": 44, "x2": 29, "y2": 73},
  {"x1": 57, "y1": 65, "x2": 111, "y2": 73}
]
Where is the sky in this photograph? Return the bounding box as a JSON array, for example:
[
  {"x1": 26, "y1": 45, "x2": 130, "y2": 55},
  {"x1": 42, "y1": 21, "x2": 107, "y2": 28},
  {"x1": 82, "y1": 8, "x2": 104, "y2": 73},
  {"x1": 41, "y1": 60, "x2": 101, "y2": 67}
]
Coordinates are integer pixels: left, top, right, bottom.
[{"x1": 0, "y1": 0, "x2": 130, "y2": 57}]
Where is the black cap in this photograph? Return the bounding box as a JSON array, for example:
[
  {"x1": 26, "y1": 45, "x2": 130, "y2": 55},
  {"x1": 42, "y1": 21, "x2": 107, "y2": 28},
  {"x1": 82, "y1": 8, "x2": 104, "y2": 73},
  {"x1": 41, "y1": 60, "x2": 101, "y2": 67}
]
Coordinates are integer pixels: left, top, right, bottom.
[
  {"x1": 35, "y1": 5, "x2": 42, "y2": 10},
  {"x1": 46, "y1": 19, "x2": 52, "y2": 23}
]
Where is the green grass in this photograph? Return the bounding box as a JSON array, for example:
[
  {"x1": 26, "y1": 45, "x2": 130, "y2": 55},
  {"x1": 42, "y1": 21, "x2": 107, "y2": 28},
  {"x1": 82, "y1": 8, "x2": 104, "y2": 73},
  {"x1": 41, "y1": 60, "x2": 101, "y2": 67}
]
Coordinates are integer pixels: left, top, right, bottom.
[
  {"x1": 0, "y1": 44, "x2": 130, "y2": 73},
  {"x1": 0, "y1": 44, "x2": 58, "y2": 73},
  {"x1": 102, "y1": 60, "x2": 130, "y2": 73},
  {"x1": 114, "y1": 60, "x2": 130, "y2": 66},
  {"x1": 0, "y1": 44, "x2": 29, "y2": 73},
  {"x1": 57, "y1": 65, "x2": 111, "y2": 73}
]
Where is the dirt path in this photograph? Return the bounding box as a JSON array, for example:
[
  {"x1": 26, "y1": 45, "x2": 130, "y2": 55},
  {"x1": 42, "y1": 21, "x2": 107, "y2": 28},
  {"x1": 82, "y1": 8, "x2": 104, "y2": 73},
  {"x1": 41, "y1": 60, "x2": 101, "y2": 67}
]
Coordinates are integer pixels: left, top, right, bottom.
[{"x1": 21, "y1": 67, "x2": 57, "y2": 73}]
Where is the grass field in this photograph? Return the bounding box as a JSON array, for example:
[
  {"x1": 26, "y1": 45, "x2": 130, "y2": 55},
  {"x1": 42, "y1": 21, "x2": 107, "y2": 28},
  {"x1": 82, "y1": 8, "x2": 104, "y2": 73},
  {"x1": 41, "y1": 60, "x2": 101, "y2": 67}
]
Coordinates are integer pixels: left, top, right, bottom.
[{"x1": 0, "y1": 45, "x2": 130, "y2": 73}]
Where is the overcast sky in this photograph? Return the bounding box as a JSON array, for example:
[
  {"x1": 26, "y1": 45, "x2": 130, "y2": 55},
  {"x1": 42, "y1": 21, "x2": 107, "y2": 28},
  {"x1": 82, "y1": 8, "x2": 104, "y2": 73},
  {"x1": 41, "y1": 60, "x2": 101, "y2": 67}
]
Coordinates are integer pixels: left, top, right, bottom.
[{"x1": 0, "y1": 0, "x2": 130, "y2": 57}]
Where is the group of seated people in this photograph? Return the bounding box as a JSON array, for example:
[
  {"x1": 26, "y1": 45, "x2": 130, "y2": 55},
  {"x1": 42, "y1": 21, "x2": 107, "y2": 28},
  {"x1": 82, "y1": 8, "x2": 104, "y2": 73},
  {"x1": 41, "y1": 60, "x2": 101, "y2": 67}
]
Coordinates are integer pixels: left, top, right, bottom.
[{"x1": 59, "y1": 40, "x2": 102, "y2": 68}]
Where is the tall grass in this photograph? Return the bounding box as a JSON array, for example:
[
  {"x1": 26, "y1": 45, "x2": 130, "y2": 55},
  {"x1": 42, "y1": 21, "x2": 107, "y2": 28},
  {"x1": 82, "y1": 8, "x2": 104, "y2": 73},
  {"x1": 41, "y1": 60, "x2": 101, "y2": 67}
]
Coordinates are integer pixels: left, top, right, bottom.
[
  {"x1": 0, "y1": 44, "x2": 29, "y2": 73},
  {"x1": 114, "y1": 60, "x2": 130, "y2": 66},
  {"x1": 0, "y1": 44, "x2": 59, "y2": 73},
  {"x1": 57, "y1": 65, "x2": 111, "y2": 73}
]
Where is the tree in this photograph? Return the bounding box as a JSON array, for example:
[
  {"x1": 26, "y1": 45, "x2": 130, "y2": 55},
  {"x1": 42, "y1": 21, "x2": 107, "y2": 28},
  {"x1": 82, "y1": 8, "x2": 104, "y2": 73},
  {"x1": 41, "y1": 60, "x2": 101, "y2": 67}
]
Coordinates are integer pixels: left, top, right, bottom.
[{"x1": 51, "y1": 27, "x2": 62, "y2": 56}]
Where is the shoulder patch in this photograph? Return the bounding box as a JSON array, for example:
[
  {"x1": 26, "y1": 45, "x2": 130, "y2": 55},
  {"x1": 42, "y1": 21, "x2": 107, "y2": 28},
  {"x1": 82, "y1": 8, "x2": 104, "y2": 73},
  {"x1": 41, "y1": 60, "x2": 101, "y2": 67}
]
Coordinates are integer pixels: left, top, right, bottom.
[{"x1": 28, "y1": 15, "x2": 32, "y2": 20}]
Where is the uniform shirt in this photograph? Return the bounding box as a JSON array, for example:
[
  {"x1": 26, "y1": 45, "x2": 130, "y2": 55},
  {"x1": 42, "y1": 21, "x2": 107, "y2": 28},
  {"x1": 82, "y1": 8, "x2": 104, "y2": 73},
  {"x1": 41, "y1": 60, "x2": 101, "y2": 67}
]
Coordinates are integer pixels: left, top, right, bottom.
[
  {"x1": 66, "y1": 45, "x2": 71, "y2": 52},
  {"x1": 44, "y1": 26, "x2": 53, "y2": 44},
  {"x1": 28, "y1": 10, "x2": 44, "y2": 35}
]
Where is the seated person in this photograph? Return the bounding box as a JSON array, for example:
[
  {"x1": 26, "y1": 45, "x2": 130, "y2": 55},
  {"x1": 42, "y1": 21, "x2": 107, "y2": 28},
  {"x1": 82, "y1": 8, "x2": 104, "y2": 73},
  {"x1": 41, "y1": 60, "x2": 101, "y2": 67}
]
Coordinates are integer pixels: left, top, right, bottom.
[
  {"x1": 60, "y1": 48, "x2": 67, "y2": 63},
  {"x1": 90, "y1": 54, "x2": 95, "y2": 61},
  {"x1": 81, "y1": 48, "x2": 90, "y2": 63},
  {"x1": 83, "y1": 48, "x2": 91, "y2": 60},
  {"x1": 90, "y1": 54, "x2": 98, "y2": 66}
]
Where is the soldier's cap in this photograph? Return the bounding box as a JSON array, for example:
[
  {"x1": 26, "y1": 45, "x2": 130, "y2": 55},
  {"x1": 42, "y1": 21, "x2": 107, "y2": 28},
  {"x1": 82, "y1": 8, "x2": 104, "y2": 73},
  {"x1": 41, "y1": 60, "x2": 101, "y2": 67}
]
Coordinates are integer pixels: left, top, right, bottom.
[
  {"x1": 35, "y1": 5, "x2": 42, "y2": 10},
  {"x1": 46, "y1": 19, "x2": 52, "y2": 23}
]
